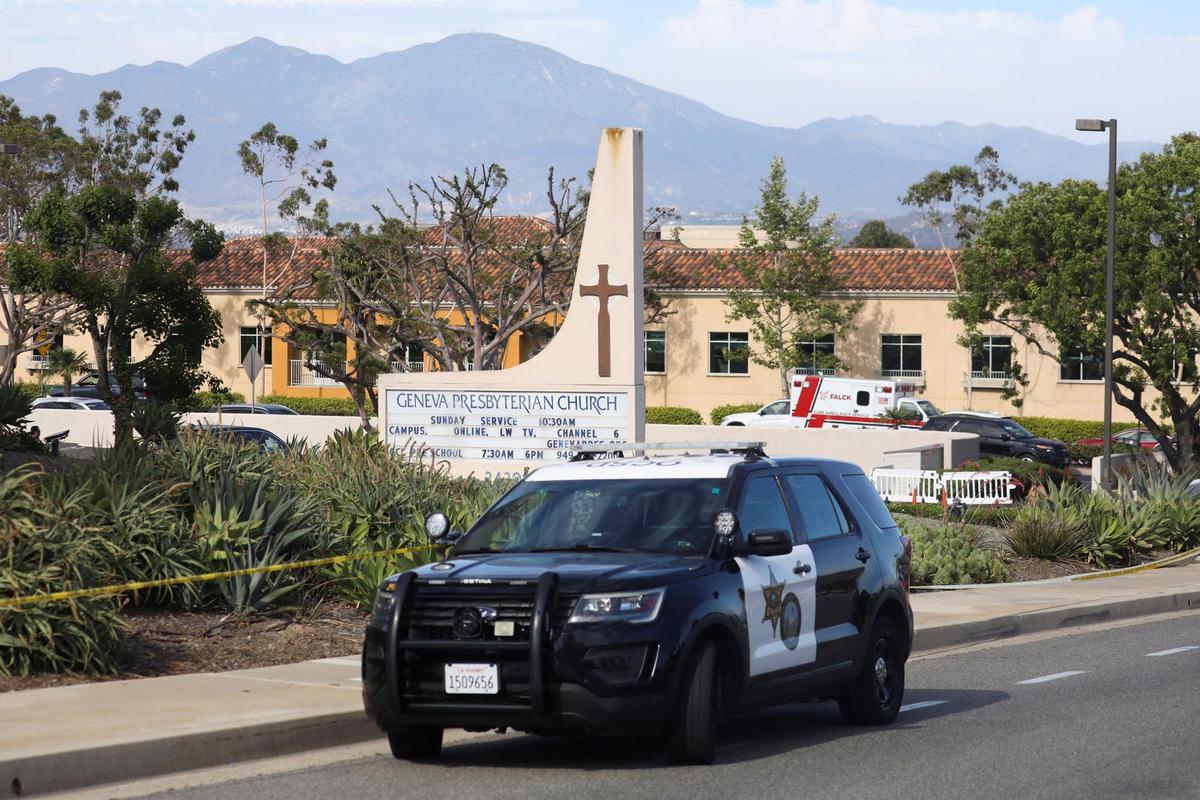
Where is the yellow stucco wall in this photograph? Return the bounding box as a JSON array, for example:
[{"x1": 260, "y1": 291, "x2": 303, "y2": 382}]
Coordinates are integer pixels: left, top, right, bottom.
[
  {"x1": 2, "y1": 286, "x2": 1186, "y2": 423},
  {"x1": 644, "y1": 292, "x2": 1158, "y2": 422}
]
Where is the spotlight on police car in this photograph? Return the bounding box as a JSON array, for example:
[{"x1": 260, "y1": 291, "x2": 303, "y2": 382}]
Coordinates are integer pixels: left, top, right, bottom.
[
  {"x1": 714, "y1": 509, "x2": 739, "y2": 540},
  {"x1": 424, "y1": 511, "x2": 450, "y2": 540}
]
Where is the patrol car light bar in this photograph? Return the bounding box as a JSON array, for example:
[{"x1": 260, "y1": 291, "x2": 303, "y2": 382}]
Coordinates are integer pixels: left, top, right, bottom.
[{"x1": 569, "y1": 441, "x2": 767, "y2": 460}]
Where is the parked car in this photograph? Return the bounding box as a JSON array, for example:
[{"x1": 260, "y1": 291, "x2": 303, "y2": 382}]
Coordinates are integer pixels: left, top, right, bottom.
[
  {"x1": 720, "y1": 398, "x2": 793, "y2": 426},
  {"x1": 1074, "y1": 428, "x2": 1165, "y2": 451},
  {"x1": 210, "y1": 403, "x2": 299, "y2": 415},
  {"x1": 196, "y1": 425, "x2": 288, "y2": 454},
  {"x1": 362, "y1": 443, "x2": 913, "y2": 764},
  {"x1": 47, "y1": 371, "x2": 151, "y2": 401},
  {"x1": 31, "y1": 396, "x2": 111, "y2": 411},
  {"x1": 923, "y1": 413, "x2": 1070, "y2": 467}
]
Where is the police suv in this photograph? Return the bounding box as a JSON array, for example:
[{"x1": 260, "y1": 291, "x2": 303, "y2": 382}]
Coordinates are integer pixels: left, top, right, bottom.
[{"x1": 362, "y1": 443, "x2": 914, "y2": 764}]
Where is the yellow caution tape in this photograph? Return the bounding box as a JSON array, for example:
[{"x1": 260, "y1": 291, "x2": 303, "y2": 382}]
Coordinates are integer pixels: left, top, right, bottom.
[{"x1": 0, "y1": 543, "x2": 443, "y2": 609}]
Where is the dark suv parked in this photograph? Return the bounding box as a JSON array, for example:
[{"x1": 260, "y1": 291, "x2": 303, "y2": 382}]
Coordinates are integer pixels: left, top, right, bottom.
[
  {"x1": 924, "y1": 413, "x2": 1069, "y2": 467},
  {"x1": 48, "y1": 372, "x2": 151, "y2": 401},
  {"x1": 362, "y1": 444, "x2": 914, "y2": 764}
]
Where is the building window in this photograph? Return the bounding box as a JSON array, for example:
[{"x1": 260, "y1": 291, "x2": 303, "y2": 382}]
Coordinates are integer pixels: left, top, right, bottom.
[
  {"x1": 971, "y1": 335, "x2": 1012, "y2": 377},
  {"x1": 239, "y1": 327, "x2": 273, "y2": 367},
  {"x1": 645, "y1": 331, "x2": 666, "y2": 374},
  {"x1": 796, "y1": 333, "x2": 835, "y2": 375},
  {"x1": 881, "y1": 334, "x2": 922, "y2": 376},
  {"x1": 709, "y1": 332, "x2": 749, "y2": 375},
  {"x1": 396, "y1": 342, "x2": 425, "y2": 372},
  {"x1": 1061, "y1": 347, "x2": 1103, "y2": 381}
]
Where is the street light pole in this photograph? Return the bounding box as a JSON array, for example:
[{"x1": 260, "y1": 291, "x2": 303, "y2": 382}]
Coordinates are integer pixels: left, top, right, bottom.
[{"x1": 1075, "y1": 118, "x2": 1118, "y2": 489}]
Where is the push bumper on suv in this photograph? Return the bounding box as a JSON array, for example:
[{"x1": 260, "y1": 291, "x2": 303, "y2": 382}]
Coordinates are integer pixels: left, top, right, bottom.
[{"x1": 362, "y1": 573, "x2": 677, "y2": 736}]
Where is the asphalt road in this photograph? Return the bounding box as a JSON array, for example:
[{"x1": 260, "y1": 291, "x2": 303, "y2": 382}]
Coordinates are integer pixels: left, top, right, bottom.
[{"x1": 136, "y1": 615, "x2": 1200, "y2": 800}]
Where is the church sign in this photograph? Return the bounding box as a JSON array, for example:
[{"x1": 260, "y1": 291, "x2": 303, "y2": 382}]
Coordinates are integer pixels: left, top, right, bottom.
[{"x1": 377, "y1": 127, "x2": 646, "y2": 475}]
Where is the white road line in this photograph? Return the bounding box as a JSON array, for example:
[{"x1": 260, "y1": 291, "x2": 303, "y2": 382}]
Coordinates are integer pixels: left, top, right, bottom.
[
  {"x1": 1146, "y1": 646, "x2": 1200, "y2": 657},
  {"x1": 1016, "y1": 670, "x2": 1088, "y2": 685},
  {"x1": 899, "y1": 700, "x2": 947, "y2": 713}
]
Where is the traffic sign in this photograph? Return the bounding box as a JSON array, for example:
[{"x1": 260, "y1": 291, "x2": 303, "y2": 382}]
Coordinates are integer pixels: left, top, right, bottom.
[{"x1": 241, "y1": 346, "x2": 264, "y2": 383}]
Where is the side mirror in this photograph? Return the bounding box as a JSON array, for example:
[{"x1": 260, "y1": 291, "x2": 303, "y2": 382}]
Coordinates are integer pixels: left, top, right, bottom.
[
  {"x1": 742, "y1": 530, "x2": 793, "y2": 557},
  {"x1": 1000, "y1": 433, "x2": 1012, "y2": 442}
]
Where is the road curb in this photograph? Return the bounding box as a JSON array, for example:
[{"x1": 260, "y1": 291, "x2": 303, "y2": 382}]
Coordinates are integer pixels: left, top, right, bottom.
[
  {"x1": 913, "y1": 586, "x2": 1200, "y2": 653},
  {"x1": 1, "y1": 711, "x2": 378, "y2": 799}
]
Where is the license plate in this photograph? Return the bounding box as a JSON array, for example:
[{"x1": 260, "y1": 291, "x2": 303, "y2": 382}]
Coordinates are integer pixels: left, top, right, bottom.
[{"x1": 444, "y1": 663, "x2": 499, "y2": 695}]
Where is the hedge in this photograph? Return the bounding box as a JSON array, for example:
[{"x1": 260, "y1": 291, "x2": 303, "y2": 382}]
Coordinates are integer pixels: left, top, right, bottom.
[
  {"x1": 1067, "y1": 442, "x2": 1143, "y2": 463},
  {"x1": 710, "y1": 402, "x2": 762, "y2": 425},
  {"x1": 15, "y1": 382, "x2": 43, "y2": 400},
  {"x1": 891, "y1": 503, "x2": 1017, "y2": 528},
  {"x1": 259, "y1": 394, "x2": 360, "y2": 416},
  {"x1": 1019, "y1": 416, "x2": 1143, "y2": 443},
  {"x1": 646, "y1": 406, "x2": 704, "y2": 425},
  {"x1": 177, "y1": 390, "x2": 247, "y2": 412}
]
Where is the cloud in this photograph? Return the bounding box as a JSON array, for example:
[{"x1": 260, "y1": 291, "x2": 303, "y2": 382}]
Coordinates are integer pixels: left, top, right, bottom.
[{"x1": 653, "y1": 0, "x2": 1192, "y2": 140}]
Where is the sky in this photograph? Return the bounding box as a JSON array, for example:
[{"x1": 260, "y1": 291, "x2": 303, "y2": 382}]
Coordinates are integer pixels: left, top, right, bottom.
[{"x1": 1, "y1": 0, "x2": 1197, "y2": 142}]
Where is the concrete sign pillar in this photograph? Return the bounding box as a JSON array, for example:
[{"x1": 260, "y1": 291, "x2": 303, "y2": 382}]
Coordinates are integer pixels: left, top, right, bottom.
[{"x1": 377, "y1": 127, "x2": 645, "y2": 477}]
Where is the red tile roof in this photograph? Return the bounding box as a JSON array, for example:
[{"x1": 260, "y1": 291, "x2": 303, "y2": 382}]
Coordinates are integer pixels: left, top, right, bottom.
[
  {"x1": 648, "y1": 246, "x2": 958, "y2": 293},
  {"x1": 4, "y1": 221, "x2": 958, "y2": 295},
  {"x1": 195, "y1": 237, "x2": 334, "y2": 290}
]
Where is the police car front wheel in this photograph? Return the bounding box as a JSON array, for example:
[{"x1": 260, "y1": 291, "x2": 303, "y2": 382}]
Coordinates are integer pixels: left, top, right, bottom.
[
  {"x1": 387, "y1": 724, "x2": 444, "y2": 759},
  {"x1": 667, "y1": 639, "x2": 720, "y2": 765},
  {"x1": 837, "y1": 617, "x2": 905, "y2": 726}
]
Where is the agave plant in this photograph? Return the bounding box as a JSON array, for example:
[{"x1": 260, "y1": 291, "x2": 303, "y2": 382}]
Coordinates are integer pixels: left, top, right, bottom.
[
  {"x1": 193, "y1": 470, "x2": 320, "y2": 616},
  {"x1": 0, "y1": 465, "x2": 128, "y2": 676},
  {"x1": 0, "y1": 383, "x2": 33, "y2": 432},
  {"x1": 1005, "y1": 502, "x2": 1088, "y2": 561},
  {"x1": 132, "y1": 400, "x2": 182, "y2": 444}
]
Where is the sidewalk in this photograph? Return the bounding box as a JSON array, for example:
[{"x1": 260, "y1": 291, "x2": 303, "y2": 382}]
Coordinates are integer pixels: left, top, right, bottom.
[{"x1": 3, "y1": 562, "x2": 1199, "y2": 798}]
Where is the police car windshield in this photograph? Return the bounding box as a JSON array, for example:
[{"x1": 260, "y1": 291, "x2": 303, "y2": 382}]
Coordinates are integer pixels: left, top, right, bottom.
[{"x1": 455, "y1": 478, "x2": 730, "y2": 555}]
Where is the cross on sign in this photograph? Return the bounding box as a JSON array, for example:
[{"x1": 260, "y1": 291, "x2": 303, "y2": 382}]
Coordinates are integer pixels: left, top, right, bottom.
[{"x1": 580, "y1": 264, "x2": 628, "y2": 378}]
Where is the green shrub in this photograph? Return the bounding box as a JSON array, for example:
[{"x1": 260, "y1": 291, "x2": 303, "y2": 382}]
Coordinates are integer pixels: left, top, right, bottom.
[
  {"x1": 646, "y1": 406, "x2": 704, "y2": 425},
  {"x1": 15, "y1": 382, "x2": 43, "y2": 401},
  {"x1": 1067, "y1": 442, "x2": 1144, "y2": 463},
  {"x1": 951, "y1": 457, "x2": 1070, "y2": 495},
  {"x1": 133, "y1": 400, "x2": 182, "y2": 443},
  {"x1": 898, "y1": 517, "x2": 1009, "y2": 585},
  {"x1": 0, "y1": 466, "x2": 127, "y2": 676},
  {"x1": 259, "y1": 394, "x2": 359, "y2": 416},
  {"x1": 890, "y1": 503, "x2": 1017, "y2": 528},
  {"x1": 1018, "y1": 416, "x2": 1144, "y2": 443},
  {"x1": 1028, "y1": 477, "x2": 1176, "y2": 568},
  {"x1": 0, "y1": 383, "x2": 33, "y2": 431},
  {"x1": 193, "y1": 469, "x2": 321, "y2": 616},
  {"x1": 277, "y1": 428, "x2": 512, "y2": 607},
  {"x1": 176, "y1": 390, "x2": 247, "y2": 412},
  {"x1": 1005, "y1": 503, "x2": 1088, "y2": 561},
  {"x1": 710, "y1": 403, "x2": 762, "y2": 425}
]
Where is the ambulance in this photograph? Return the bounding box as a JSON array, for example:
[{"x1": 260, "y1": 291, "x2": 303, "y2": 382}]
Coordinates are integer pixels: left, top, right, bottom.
[{"x1": 788, "y1": 375, "x2": 940, "y2": 428}]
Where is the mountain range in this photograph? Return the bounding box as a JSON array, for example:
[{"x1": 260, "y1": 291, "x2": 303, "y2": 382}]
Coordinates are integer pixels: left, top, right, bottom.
[{"x1": 0, "y1": 33, "x2": 1158, "y2": 235}]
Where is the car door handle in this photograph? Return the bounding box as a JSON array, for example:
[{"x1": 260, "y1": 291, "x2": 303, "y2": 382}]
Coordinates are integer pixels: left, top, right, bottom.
[
  {"x1": 793, "y1": 562, "x2": 812, "y2": 575},
  {"x1": 855, "y1": 548, "x2": 871, "y2": 563}
]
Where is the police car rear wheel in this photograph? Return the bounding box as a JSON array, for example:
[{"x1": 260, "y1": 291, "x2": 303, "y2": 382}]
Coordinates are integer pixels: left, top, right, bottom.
[
  {"x1": 837, "y1": 617, "x2": 904, "y2": 726},
  {"x1": 387, "y1": 725, "x2": 444, "y2": 759},
  {"x1": 667, "y1": 639, "x2": 719, "y2": 765}
]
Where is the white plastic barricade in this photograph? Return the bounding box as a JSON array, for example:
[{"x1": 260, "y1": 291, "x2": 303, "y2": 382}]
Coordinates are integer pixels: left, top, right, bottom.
[{"x1": 871, "y1": 468, "x2": 1013, "y2": 506}]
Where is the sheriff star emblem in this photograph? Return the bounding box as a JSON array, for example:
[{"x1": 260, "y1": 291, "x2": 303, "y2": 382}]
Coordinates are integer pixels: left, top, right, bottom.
[{"x1": 761, "y1": 565, "x2": 785, "y2": 637}]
